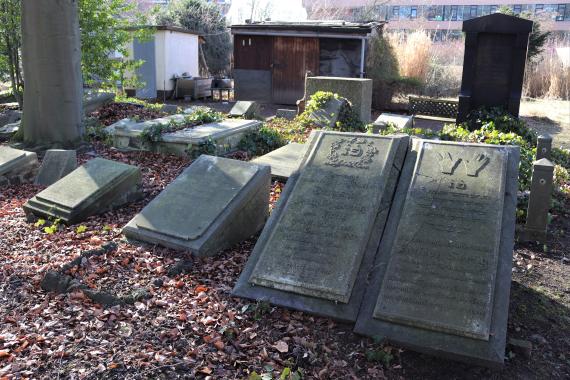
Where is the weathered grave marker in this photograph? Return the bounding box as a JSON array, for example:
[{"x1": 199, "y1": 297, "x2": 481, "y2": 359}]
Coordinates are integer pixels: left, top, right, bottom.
[
  {"x1": 123, "y1": 155, "x2": 270, "y2": 256},
  {"x1": 24, "y1": 158, "x2": 142, "y2": 224},
  {"x1": 252, "y1": 143, "x2": 306, "y2": 181},
  {"x1": 355, "y1": 139, "x2": 520, "y2": 367},
  {"x1": 275, "y1": 109, "x2": 297, "y2": 120},
  {"x1": 233, "y1": 131, "x2": 409, "y2": 321},
  {"x1": 372, "y1": 113, "x2": 413, "y2": 133},
  {"x1": 521, "y1": 158, "x2": 554, "y2": 243},
  {"x1": 458, "y1": 13, "x2": 532, "y2": 122},
  {"x1": 229, "y1": 101, "x2": 260, "y2": 119},
  {"x1": 0, "y1": 146, "x2": 38, "y2": 186},
  {"x1": 34, "y1": 149, "x2": 77, "y2": 186}
]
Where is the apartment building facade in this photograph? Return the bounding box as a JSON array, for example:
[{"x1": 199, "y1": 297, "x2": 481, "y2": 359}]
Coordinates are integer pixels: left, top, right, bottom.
[{"x1": 304, "y1": 0, "x2": 570, "y2": 37}]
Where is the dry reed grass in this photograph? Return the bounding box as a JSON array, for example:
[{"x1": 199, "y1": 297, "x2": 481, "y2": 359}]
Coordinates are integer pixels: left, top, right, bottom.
[{"x1": 523, "y1": 41, "x2": 570, "y2": 100}]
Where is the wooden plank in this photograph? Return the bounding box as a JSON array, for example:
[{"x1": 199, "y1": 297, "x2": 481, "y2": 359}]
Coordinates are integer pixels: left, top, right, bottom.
[
  {"x1": 272, "y1": 37, "x2": 319, "y2": 105},
  {"x1": 233, "y1": 35, "x2": 272, "y2": 70}
]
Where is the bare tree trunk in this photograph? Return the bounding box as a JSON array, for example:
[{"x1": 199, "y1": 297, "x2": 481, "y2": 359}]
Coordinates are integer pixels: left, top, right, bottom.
[{"x1": 21, "y1": 0, "x2": 83, "y2": 146}]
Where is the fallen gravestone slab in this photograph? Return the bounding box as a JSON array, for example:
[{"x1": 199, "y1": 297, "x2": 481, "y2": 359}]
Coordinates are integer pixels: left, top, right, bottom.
[
  {"x1": 308, "y1": 97, "x2": 348, "y2": 129},
  {"x1": 0, "y1": 120, "x2": 21, "y2": 140},
  {"x1": 229, "y1": 101, "x2": 260, "y2": 119},
  {"x1": 233, "y1": 131, "x2": 409, "y2": 322},
  {"x1": 275, "y1": 109, "x2": 297, "y2": 120},
  {"x1": 83, "y1": 90, "x2": 115, "y2": 114},
  {"x1": 252, "y1": 143, "x2": 306, "y2": 180},
  {"x1": 24, "y1": 157, "x2": 142, "y2": 224},
  {"x1": 372, "y1": 113, "x2": 413, "y2": 133},
  {"x1": 34, "y1": 149, "x2": 77, "y2": 186},
  {"x1": 0, "y1": 110, "x2": 22, "y2": 128},
  {"x1": 355, "y1": 139, "x2": 519, "y2": 367},
  {"x1": 0, "y1": 146, "x2": 39, "y2": 186},
  {"x1": 123, "y1": 155, "x2": 270, "y2": 257}
]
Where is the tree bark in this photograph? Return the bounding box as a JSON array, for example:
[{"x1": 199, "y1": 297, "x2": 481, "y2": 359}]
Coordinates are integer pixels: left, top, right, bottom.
[{"x1": 21, "y1": 0, "x2": 83, "y2": 146}]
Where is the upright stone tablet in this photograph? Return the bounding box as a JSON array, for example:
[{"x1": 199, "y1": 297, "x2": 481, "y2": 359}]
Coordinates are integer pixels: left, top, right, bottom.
[
  {"x1": 123, "y1": 155, "x2": 270, "y2": 257},
  {"x1": 0, "y1": 146, "x2": 39, "y2": 186},
  {"x1": 24, "y1": 158, "x2": 142, "y2": 224},
  {"x1": 233, "y1": 131, "x2": 409, "y2": 322},
  {"x1": 355, "y1": 139, "x2": 520, "y2": 367},
  {"x1": 34, "y1": 149, "x2": 77, "y2": 186}
]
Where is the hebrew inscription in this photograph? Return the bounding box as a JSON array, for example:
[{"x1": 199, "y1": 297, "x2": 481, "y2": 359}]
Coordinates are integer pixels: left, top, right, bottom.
[
  {"x1": 249, "y1": 134, "x2": 395, "y2": 303},
  {"x1": 374, "y1": 142, "x2": 508, "y2": 340}
]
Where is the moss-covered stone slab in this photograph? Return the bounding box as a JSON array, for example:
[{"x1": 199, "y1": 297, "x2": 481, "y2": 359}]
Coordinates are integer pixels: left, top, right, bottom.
[
  {"x1": 0, "y1": 146, "x2": 38, "y2": 186},
  {"x1": 123, "y1": 155, "x2": 270, "y2": 257},
  {"x1": 355, "y1": 139, "x2": 520, "y2": 368},
  {"x1": 24, "y1": 158, "x2": 142, "y2": 224},
  {"x1": 252, "y1": 143, "x2": 306, "y2": 181},
  {"x1": 233, "y1": 131, "x2": 409, "y2": 322},
  {"x1": 34, "y1": 149, "x2": 77, "y2": 186},
  {"x1": 107, "y1": 117, "x2": 261, "y2": 157},
  {"x1": 305, "y1": 77, "x2": 373, "y2": 122}
]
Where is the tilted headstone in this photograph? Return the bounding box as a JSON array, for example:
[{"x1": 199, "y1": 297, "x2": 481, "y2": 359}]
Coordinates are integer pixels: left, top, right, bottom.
[
  {"x1": 308, "y1": 97, "x2": 348, "y2": 129},
  {"x1": 252, "y1": 143, "x2": 306, "y2": 181},
  {"x1": 521, "y1": 158, "x2": 554, "y2": 243},
  {"x1": 34, "y1": 149, "x2": 77, "y2": 186},
  {"x1": 355, "y1": 139, "x2": 520, "y2": 367},
  {"x1": 123, "y1": 155, "x2": 270, "y2": 257},
  {"x1": 0, "y1": 146, "x2": 39, "y2": 186},
  {"x1": 83, "y1": 90, "x2": 115, "y2": 114},
  {"x1": 229, "y1": 101, "x2": 260, "y2": 119},
  {"x1": 458, "y1": 13, "x2": 533, "y2": 122},
  {"x1": 275, "y1": 109, "x2": 297, "y2": 120},
  {"x1": 536, "y1": 134, "x2": 553, "y2": 160},
  {"x1": 24, "y1": 158, "x2": 142, "y2": 224},
  {"x1": 372, "y1": 113, "x2": 413, "y2": 133},
  {"x1": 161, "y1": 104, "x2": 179, "y2": 114},
  {"x1": 305, "y1": 77, "x2": 373, "y2": 122},
  {"x1": 233, "y1": 131, "x2": 409, "y2": 322}
]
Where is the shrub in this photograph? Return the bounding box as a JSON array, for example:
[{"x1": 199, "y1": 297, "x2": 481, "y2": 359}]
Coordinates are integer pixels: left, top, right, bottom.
[{"x1": 238, "y1": 126, "x2": 286, "y2": 157}]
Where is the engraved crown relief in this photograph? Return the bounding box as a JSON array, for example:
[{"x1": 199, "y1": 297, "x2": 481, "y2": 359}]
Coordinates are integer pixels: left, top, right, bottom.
[
  {"x1": 326, "y1": 138, "x2": 379, "y2": 169},
  {"x1": 436, "y1": 151, "x2": 489, "y2": 177}
]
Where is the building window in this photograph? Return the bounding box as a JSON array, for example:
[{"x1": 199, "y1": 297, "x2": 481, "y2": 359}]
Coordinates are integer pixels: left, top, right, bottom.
[
  {"x1": 490, "y1": 5, "x2": 498, "y2": 13},
  {"x1": 513, "y1": 4, "x2": 522, "y2": 14},
  {"x1": 451, "y1": 5, "x2": 459, "y2": 20},
  {"x1": 556, "y1": 4, "x2": 567, "y2": 20},
  {"x1": 411, "y1": 6, "x2": 418, "y2": 19},
  {"x1": 535, "y1": 4, "x2": 544, "y2": 14},
  {"x1": 470, "y1": 5, "x2": 478, "y2": 17},
  {"x1": 392, "y1": 6, "x2": 400, "y2": 20}
]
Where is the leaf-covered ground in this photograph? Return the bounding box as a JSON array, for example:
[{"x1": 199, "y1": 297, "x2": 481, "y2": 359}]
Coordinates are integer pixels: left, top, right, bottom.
[{"x1": 0, "y1": 143, "x2": 568, "y2": 379}]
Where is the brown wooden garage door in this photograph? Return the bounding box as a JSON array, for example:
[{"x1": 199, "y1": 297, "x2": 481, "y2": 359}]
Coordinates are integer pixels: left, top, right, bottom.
[{"x1": 272, "y1": 37, "x2": 319, "y2": 105}]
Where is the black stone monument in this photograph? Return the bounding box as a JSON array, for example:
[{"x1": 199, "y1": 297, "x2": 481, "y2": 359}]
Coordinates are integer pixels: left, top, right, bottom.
[{"x1": 457, "y1": 13, "x2": 533, "y2": 122}]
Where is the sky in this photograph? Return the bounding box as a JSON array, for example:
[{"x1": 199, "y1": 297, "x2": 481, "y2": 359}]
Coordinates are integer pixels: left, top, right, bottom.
[{"x1": 226, "y1": 0, "x2": 308, "y2": 24}]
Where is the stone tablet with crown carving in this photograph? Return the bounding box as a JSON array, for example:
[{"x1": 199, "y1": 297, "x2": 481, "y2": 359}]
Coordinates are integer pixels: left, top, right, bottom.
[
  {"x1": 355, "y1": 139, "x2": 520, "y2": 367},
  {"x1": 233, "y1": 131, "x2": 409, "y2": 321}
]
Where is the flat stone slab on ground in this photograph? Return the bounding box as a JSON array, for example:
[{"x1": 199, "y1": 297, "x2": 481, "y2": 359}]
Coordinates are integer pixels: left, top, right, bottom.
[
  {"x1": 275, "y1": 109, "x2": 297, "y2": 120},
  {"x1": 373, "y1": 113, "x2": 413, "y2": 133},
  {"x1": 252, "y1": 143, "x2": 306, "y2": 180},
  {"x1": 34, "y1": 149, "x2": 77, "y2": 186},
  {"x1": 24, "y1": 157, "x2": 142, "y2": 224},
  {"x1": 0, "y1": 145, "x2": 38, "y2": 185},
  {"x1": 123, "y1": 155, "x2": 270, "y2": 256},
  {"x1": 233, "y1": 131, "x2": 409, "y2": 322},
  {"x1": 107, "y1": 117, "x2": 261, "y2": 156},
  {"x1": 355, "y1": 139, "x2": 520, "y2": 368}
]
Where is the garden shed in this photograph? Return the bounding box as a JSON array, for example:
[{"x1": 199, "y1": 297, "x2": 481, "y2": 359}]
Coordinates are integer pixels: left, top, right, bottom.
[
  {"x1": 124, "y1": 26, "x2": 202, "y2": 100},
  {"x1": 230, "y1": 21, "x2": 379, "y2": 105}
]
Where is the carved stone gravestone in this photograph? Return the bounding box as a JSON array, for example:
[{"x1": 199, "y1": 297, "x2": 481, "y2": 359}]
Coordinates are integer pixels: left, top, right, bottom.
[
  {"x1": 0, "y1": 146, "x2": 39, "y2": 186},
  {"x1": 24, "y1": 158, "x2": 142, "y2": 224},
  {"x1": 252, "y1": 143, "x2": 306, "y2": 181},
  {"x1": 355, "y1": 139, "x2": 519, "y2": 367},
  {"x1": 229, "y1": 101, "x2": 260, "y2": 119},
  {"x1": 458, "y1": 13, "x2": 533, "y2": 122},
  {"x1": 233, "y1": 131, "x2": 409, "y2": 322},
  {"x1": 34, "y1": 149, "x2": 77, "y2": 186},
  {"x1": 123, "y1": 155, "x2": 270, "y2": 257}
]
